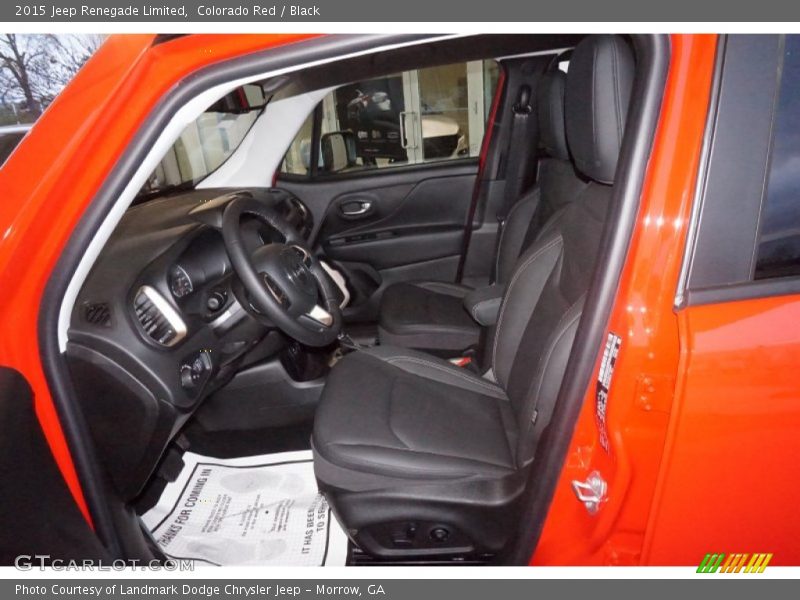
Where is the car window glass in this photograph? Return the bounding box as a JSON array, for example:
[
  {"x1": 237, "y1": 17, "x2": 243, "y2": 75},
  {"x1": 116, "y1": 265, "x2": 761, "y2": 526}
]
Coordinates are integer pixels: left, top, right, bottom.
[
  {"x1": 281, "y1": 110, "x2": 315, "y2": 175},
  {"x1": 280, "y1": 59, "x2": 500, "y2": 177},
  {"x1": 756, "y1": 35, "x2": 800, "y2": 280},
  {"x1": 137, "y1": 84, "x2": 266, "y2": 200}
]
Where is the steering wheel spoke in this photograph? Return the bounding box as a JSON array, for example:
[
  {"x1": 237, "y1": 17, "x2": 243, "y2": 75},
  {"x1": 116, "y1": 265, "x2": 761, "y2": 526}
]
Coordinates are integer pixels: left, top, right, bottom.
[
  {"x1": 303, "y1": 304, "x2": 334, "y2": 327},
  {"x1": 289, "y1": 244, "x2": 313, "y2": 267},
  {"x1": 260, "y1": 272, "x2": 290, "y2": 308}
]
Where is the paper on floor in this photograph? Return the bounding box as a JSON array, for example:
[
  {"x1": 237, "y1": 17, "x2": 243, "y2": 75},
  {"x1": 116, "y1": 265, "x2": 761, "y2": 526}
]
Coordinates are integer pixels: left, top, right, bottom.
[{"x1": 141, "y1": 450, "x2": 348, "y2": 566}]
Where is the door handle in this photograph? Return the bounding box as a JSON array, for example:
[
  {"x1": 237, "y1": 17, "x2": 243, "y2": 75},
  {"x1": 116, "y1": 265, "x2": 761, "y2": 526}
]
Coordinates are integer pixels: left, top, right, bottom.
[
  {"x1": 399, "y1": 111, "x2": 418, "y2": 149},
  {"x1": 399, "y1": 111, "x2": 409, "y2": 149},
  {"x1": 340, "y1": 200, "x2": 372, "y2": 217}
]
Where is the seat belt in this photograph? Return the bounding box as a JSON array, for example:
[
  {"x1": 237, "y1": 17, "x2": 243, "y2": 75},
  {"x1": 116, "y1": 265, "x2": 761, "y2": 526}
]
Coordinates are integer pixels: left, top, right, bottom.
[{"x1": 491, "y1": 84, "x2": 534, "y2": 283}]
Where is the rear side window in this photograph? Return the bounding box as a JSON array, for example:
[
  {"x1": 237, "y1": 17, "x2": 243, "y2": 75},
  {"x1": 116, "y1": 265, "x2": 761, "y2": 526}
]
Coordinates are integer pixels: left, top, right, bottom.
[
  {"x1": 683, "y1": 35, "x2": 800, "y2": 304},
  {"x1": 755, "y1": 36, "x2": 800, "y2": 280}
]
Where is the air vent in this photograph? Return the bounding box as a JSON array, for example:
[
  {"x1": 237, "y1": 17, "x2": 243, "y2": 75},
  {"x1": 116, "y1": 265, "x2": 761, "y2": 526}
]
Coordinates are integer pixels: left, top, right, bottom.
[
  {"x1": 133, "y1": 286, "x2": 187, "y2": 347},
  {"x1": 83, "y1": 302, "x2": 112, "y2": 327},
  {"x1": 289, "y1": 196, "x2": 309, "y2": 220},
  {"x1": 286, "y1": 196, "x2": 311, "y2": 236}
]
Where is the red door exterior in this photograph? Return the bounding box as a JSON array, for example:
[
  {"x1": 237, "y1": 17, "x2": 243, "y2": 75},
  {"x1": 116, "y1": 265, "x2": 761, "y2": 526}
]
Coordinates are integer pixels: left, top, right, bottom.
[
  {"x1": 2, "y1": 33, "x2": 796, "y2": 565},
  {"x1": 644, "y1": 295, "x2": 800, "y2": 565}
]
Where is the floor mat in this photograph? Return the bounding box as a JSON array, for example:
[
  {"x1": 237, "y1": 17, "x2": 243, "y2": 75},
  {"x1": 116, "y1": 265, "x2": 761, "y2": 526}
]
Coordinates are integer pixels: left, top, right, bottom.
[{"x1": 141, "y1": 450, "x2": 348, "y2": 566}]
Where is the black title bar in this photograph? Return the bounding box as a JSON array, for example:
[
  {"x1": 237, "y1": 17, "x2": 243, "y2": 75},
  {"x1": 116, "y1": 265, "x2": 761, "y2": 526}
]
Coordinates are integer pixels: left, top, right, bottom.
[{"x1": 4, "y1": 0, "x2": 800, "y2": 22}]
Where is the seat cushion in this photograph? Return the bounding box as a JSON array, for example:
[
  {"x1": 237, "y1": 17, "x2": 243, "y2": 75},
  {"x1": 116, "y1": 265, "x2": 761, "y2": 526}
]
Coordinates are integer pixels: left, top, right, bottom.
[
  {"x1": 313, "y1": 346, "x2": 517, "y2": 486},
  {"x1": 378, "y1": 281, "x2": 480, "y2": 352},
  {"x1": 312, "y1": 346, "x2": 526, "y2": 557}
]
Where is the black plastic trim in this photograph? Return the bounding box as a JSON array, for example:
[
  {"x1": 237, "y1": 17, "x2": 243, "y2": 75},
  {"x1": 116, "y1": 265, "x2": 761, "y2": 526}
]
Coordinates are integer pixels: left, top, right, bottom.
[
  {"x1": 277, "y1": 172, "x2": 311, "y2": 184},
  {"x1": 305, "y1": 156, "x2": 480, "y2": 183},
  {"x1": 0, "y1": 367, "x2": 110, "y2": 564},
  {"x1": 152, "y1": 34, "x2": 187, "y2": 46},
  {"x1": 505, "y1": 34, "x2": 672, "y2": 565},
  {"x1": 456, "y1": 63, "x2": 508, "y2": 282},
  {"x1": 308, "y1": 102, "x2": 323, "y2": 179},
  {"x1": 673, "y1": 35, "x2": 726, "y2": 309},
  {"x1": 687, "y1": 275, "x2": 800, "y2": 306},
  {"x1": 37, "y1": 33, "x2": 435, "y2": 559}
]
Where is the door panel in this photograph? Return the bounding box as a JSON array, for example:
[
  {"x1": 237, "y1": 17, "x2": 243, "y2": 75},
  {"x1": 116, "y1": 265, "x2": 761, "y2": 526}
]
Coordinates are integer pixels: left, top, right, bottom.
[
  {"x1": 323, "y1": 174, "x2": 475, "y2": 255},
  {"x1": 0, "y1": 368, "x2": 108, "y2": 564},
  {"x1": 646, "y1": 296, "x2": 800, "y2": 565},
  {"x1": 327, "y1": 229, "x2": 464, "y2": 270},
  {"x1": 277, "y1": 58, "x2": 502, "y2": 322},
  {"x1": 325, "y1": 185, "x2": 416, "y2": 235},
  {"x1": 280, "y1": 161, "x2": 478, "y2": 321}
]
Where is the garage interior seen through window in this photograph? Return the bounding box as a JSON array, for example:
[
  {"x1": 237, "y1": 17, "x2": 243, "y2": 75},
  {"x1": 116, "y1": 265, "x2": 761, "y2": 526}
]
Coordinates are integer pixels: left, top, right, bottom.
[{"x1": 281, "y1": 59, "x2": 500, "y2": 176}]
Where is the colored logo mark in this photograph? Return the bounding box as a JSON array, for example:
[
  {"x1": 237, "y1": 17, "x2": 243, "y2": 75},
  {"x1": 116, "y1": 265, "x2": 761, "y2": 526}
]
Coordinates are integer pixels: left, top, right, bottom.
[{"x1": 697, "y1": 553, "x2": 772, "y2": 573}]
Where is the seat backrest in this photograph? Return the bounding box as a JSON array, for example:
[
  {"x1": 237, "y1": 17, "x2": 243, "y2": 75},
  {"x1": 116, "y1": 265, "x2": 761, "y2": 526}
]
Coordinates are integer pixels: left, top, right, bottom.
[
  {"x1": 494, "y1": 69, "x2": 589, "y2": 285},
  {"x1": 489, "y1": 35, "x2": 635, "y2": 466}
]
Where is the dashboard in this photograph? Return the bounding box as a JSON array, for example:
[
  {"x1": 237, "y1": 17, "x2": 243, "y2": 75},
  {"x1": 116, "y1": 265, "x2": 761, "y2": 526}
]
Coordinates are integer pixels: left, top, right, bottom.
[{"x1": 66, "y1": 188, "x2": 313, "y2": 501}]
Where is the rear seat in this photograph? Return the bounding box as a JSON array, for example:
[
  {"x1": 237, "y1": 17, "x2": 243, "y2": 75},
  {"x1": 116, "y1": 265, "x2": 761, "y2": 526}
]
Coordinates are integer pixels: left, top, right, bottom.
[{"x1": 377, "y1": 68, "x2": 588, "y2": 353}]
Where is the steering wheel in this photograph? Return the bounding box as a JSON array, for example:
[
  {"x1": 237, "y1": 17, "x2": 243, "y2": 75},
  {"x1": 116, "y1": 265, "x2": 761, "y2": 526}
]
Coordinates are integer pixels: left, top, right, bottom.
[{"x1": 221, "y1": 195, "x2": 342, "y2": 347}]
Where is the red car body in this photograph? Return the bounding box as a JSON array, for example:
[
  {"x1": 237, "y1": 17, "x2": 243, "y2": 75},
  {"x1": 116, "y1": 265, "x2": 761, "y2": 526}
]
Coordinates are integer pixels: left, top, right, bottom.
[{"x1": 1, "y1": 33, "x2": 797, "y2": 566}]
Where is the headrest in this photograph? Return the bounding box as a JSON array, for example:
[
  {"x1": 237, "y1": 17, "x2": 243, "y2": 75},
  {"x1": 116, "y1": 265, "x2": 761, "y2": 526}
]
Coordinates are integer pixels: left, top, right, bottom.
[
  {"x1": 537, "y1": 70, "x2": 569, "y2": 160},
  {"x1": 565, "y1": 35, "x2": 634, "y2": 184}
]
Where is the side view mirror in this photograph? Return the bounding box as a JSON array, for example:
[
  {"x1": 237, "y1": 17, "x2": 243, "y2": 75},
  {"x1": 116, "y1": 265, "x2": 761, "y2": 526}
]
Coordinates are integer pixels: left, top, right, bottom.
[{"x1": 321, "y1": 131, "x2": 357, "y2": 173}]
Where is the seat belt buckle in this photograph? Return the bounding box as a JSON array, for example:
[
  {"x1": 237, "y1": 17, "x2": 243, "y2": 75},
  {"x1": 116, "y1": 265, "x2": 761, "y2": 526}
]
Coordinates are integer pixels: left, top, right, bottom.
[
  {"x1": 449, "y1": 356, "x2": 473, "y2": 368},
  {"x1": 449, "y1": 349, "x2": 479, "y2": 371}
]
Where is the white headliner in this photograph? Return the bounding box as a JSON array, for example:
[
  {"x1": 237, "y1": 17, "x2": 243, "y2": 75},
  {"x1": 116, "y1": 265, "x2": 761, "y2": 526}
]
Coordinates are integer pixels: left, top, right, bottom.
[{"x1": 198, "y1": 87, "x2": 334, "y2": 189}]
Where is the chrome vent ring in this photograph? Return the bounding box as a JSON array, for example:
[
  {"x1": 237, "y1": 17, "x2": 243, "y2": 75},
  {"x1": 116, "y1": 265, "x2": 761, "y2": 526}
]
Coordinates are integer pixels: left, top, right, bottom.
[{"x1": 133, "y1": 286, "x2": 187, "y2": 347}]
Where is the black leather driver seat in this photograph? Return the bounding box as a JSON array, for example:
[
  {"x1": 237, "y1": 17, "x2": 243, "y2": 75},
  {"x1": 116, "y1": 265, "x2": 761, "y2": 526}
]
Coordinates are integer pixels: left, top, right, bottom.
[
  {"x1": 377, "y1": 68, "x2": 588, "y2": 354},
  {"x1": 313, "y1": 36, "x2": 635, "y2": 559}
]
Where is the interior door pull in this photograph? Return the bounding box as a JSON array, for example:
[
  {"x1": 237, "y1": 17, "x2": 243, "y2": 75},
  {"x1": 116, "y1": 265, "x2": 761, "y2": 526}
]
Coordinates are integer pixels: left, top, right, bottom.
[{"x1": 341, "y1": 201, "x2": 372, "y2": 216}]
